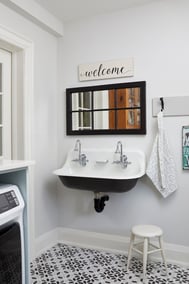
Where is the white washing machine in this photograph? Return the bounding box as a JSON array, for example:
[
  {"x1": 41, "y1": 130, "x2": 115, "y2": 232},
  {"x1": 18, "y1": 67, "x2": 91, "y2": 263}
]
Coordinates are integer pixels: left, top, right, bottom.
[{"x1": 0, "y1": 184, "x2": 25, "y2": 284}]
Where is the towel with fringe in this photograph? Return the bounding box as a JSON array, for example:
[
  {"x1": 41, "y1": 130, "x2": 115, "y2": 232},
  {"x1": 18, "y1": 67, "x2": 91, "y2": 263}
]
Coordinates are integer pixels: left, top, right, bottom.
[{"x1": 146, "y1": 111, "x2": 178, "y2": 198}]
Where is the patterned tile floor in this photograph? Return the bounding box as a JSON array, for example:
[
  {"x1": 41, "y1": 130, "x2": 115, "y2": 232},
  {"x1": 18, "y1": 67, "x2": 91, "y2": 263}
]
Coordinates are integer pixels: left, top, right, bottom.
[{"x1": 30, "y1": 243, "x2": 189, "y2": 284}]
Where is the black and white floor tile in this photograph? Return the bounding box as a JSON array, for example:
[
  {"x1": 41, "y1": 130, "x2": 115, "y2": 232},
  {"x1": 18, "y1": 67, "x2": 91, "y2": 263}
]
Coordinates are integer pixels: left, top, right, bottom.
[{"x1": 30, "y1": 243, "x2": 189, "y2": 284}]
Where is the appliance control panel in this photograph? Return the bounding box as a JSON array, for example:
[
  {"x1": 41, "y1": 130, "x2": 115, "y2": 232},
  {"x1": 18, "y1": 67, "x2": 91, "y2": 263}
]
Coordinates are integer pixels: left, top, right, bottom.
[{"x1": 0, "y1": 190, "x2": 19, "y2": 214}]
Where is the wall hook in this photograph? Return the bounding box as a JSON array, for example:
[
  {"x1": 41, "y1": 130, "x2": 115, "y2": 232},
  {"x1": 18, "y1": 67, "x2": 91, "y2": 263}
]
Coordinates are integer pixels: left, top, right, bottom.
[{"x1": 160, "y1": 97, "x2": 164, "y2": 111}]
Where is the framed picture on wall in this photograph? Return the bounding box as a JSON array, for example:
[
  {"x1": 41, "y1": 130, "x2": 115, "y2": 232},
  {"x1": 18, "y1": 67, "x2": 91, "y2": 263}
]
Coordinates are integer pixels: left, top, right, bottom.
[{"x1": 182, "y1": 126, "x2": 189, "y2": 169}]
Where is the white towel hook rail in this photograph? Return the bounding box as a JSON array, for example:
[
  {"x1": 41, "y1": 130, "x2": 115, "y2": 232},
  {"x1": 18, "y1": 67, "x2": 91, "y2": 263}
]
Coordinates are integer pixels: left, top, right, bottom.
[{"x1": 153, "y1": 96, "x2": 189, "y2": 117}]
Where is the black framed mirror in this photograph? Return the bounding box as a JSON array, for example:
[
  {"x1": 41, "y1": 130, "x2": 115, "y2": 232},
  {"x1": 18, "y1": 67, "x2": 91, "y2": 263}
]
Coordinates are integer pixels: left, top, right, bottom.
[{"x1": 66, "y1": 81, "x2": 146, "y2": 135}]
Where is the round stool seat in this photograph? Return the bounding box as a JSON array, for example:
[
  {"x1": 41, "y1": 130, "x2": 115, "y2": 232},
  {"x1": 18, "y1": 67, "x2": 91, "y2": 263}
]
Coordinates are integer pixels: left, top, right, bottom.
[{"x1": 132, "y1": 225, "x2": 163, "y2": 238}]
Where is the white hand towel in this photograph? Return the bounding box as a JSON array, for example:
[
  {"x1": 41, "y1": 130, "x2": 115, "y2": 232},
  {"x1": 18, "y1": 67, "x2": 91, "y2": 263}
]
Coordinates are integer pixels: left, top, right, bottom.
[{"x1": 146, "y1": 111, "x2": 178, "y2": 198}]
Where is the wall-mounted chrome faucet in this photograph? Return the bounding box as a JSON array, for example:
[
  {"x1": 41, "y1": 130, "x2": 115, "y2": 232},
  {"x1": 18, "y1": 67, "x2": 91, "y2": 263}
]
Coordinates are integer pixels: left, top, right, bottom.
[
  {"x1": 72, "y1": 139, "x2": 88, "y2": 166},
  {"x1": 74, "y1": 139, "x2": 81, "y2": 156},
  {"x1": 113, "y1": 141, "x2": 131, "y2": 168}
]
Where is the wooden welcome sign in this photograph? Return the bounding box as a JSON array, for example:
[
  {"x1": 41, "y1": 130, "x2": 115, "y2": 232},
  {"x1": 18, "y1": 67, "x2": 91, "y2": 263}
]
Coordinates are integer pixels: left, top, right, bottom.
[{"x1": 78, "y1": 58, "x2": 134, "y2": 81}]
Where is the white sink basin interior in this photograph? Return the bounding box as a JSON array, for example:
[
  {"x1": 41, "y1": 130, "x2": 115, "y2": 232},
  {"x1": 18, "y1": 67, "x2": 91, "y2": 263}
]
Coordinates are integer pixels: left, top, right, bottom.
[{"x1": 54, "y1": 148, "x2": 145, "y2": 180}]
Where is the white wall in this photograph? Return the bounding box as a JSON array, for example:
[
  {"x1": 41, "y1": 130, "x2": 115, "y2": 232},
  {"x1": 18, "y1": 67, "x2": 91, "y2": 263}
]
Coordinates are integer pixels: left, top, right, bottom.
[
  {"x1": 58, "y1": 0, "x2": 189, "y2": 247},
  {"x1": 0, "y1": 3, "x2": 59, "y2": 238}
]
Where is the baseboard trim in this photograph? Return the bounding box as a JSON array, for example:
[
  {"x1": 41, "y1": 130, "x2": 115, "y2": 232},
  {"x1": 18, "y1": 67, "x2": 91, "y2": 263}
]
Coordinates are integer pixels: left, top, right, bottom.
[
  {"x1": 34, "y1": 228, "x2": 58, "y2": 256},
  {"x1": 35, "y1": 227, "x2": 189, "y2": 267},
  {"x1": 58, "y1": 227, "x2": 130, "y2": 255}
]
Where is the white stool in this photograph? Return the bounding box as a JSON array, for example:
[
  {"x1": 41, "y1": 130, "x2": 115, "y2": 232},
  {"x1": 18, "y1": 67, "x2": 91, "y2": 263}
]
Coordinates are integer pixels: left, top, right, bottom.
[{"x1": 126, "y1": 225, "x2": 167, "y2": 280}]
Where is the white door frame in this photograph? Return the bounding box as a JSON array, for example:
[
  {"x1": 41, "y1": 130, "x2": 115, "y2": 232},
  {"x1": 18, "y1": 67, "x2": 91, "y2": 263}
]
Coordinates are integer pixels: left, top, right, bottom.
[
  {"x1": 0, "y1": 25, "x2": 35, "y2": 259},
  {"x1": 0, "y1": 48, "x2": 12, "y2": 159}
]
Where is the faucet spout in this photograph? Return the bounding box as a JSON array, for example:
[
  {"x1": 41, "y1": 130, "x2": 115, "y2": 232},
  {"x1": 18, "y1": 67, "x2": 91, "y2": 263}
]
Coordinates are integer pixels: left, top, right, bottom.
[
  {"x1": 114, "y1": 141, "x2": 130, "y2": 168},
  {"x1": 115, "y1": 141, "x2": 123, "y2": 161},
  {"x1": 74, "y1": 139, "x2": 81, "y2": 158},
  {"x1": 72, "y1": 139, "x2": 88, "y2": 166}
]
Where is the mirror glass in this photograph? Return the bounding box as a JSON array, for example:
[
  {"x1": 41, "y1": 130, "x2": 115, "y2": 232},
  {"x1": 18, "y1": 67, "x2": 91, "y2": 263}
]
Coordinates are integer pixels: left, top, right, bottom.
[{"x1": 66, "y1": 81, "x2": 146, "y2": 135}]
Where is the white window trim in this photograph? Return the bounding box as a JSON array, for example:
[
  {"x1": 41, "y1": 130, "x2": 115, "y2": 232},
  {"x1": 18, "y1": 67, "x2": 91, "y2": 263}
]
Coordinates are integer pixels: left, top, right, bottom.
[
  {"x1": 0, "y1": 24, "x2": 34, "y2": 259},
  {"x1": 0, "y1": 49, "x2": 12, "y2": 159},
  {"x1": 0, "y1": 25, "x2": 33, "y2": 160}
]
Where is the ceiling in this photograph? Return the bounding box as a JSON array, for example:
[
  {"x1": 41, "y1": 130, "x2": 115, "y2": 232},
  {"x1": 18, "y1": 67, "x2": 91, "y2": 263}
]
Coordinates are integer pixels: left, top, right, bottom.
[{"x1": 34, "y1": 0, "x2": 159, "y2": 23}]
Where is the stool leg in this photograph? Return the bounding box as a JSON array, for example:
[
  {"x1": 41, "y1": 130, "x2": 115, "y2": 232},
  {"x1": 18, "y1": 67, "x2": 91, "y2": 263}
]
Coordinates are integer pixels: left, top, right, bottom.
[
  {"x1": 159, "y1": 236, "x2": 168, "y2": 274},
  {"x1": 143, "y1": 237, "x2": 148, "y2": 280},
  {"x1": 126, "y1": 232, "x2": 135, "y2": 271}
]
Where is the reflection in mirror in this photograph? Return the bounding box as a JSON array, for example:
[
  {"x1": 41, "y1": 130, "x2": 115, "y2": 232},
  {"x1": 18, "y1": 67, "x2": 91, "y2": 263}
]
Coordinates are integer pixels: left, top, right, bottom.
[
  {"x1": 72, "y1": 111, "x2": 92, "y2": 131},
  {"x1": 93, "y1": 90, "x2": 109, "y2": 109},
  {"x1": 110, "y1": 109, "x2": 141, "y2": 130},
  {"x1": 66, "y1": 81, "x2": 146, "y2": 135},
  {"x1": 72, "y1": 92, "x2": 92, "y2": 111},
  {"x1": 94, "y1": 110, "x2": 110, "y2": 130}
]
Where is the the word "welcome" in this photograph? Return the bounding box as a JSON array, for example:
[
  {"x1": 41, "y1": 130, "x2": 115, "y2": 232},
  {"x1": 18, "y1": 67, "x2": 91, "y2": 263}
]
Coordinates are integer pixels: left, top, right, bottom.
[{"x1": 79, "y1": 58, "x2": 134, "y2": 81}]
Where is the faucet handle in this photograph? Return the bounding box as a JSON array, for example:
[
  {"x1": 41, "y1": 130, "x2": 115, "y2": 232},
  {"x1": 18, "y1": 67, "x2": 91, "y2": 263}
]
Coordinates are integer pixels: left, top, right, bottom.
[
  {"x1": 80, "y1": 153, "x2": 88, "y2": 166},
  {"x1": 122, "y1": 155, "x2": 132, "y2": 168},
  {"x1": 122, "y1": 154, "x2": 127, "y2": 162}
]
